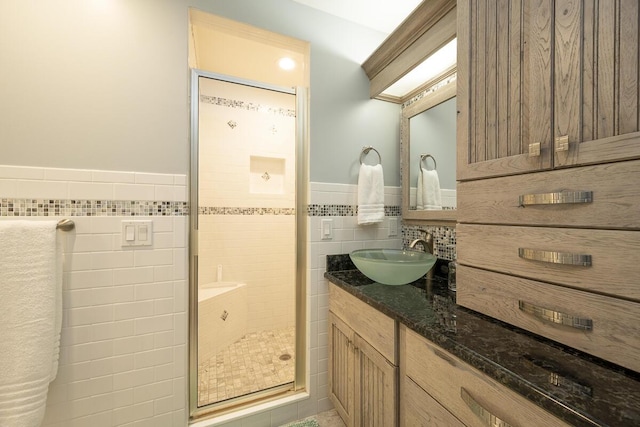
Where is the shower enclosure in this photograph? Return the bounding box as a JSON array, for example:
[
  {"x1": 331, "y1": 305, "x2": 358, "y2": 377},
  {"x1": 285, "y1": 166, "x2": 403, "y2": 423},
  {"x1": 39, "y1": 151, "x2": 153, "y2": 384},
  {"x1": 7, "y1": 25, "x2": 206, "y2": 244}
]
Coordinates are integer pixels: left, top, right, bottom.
[{"x1": 189, "y1": 70, "x2": 307, "y2": 416}]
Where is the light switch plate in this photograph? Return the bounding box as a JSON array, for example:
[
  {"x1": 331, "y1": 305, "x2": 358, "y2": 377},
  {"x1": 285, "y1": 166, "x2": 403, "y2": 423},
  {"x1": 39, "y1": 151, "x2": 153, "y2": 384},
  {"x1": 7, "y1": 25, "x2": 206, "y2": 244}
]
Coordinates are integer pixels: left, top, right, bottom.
[
  {"x1": 321, "y1": 219, "x2": 333, "y2": 240},
  {"x1": 389, "y1": 217, "x2": 398, "y2": 237},
  {"x1": 121, "y1": 220, "x2": 153, "y2": 247}
]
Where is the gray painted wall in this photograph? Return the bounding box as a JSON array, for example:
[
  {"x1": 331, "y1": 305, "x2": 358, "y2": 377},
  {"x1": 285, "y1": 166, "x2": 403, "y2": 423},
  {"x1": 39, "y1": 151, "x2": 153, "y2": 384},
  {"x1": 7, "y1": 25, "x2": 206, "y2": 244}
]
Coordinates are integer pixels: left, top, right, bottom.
[
  {"x1": 190, "y1": 0, "x2": 402, "y2": 186},
  {"x1": 0, "y1": 0, "x2": 401, "y2": 186}
]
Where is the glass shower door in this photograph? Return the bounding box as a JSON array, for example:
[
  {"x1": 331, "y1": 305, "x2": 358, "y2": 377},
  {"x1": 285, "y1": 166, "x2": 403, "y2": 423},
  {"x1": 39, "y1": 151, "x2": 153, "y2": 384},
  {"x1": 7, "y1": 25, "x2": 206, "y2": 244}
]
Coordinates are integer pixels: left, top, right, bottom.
[{"x1": 191, "y1": 73, "x2": 299, "y2": 409}]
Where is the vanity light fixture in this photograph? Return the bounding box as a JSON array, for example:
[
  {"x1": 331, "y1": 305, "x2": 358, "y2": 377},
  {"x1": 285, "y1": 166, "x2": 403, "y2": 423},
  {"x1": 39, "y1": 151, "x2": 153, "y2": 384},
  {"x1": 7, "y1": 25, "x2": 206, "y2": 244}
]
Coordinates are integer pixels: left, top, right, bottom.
[
  {"x1": 278, "y1": 57, "x2": 296, "y2": 70},
  {"x1": 383, "y1": 38, "x2": 457, "y2": 98}
]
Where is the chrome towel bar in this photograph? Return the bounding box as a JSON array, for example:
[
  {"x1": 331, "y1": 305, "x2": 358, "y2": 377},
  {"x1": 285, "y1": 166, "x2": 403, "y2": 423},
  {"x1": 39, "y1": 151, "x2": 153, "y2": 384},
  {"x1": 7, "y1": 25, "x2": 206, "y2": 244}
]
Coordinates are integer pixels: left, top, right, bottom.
[{"x1": 56, "y1": 219, "x2": 75, "y2": 231}]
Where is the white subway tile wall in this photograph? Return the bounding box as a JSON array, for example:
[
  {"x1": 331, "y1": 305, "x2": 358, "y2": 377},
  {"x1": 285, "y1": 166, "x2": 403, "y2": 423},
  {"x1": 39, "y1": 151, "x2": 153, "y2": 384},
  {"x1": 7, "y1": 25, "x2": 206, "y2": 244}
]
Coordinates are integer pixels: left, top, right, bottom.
[
  {"x1": 306, "y1": 182, "x2": 403, "y2": 418},
  {"x1": 0, "y1": 165, "x2": 407, "y2": 427},
  {"x1": 0, "y1": 165, "x2": 188, "y2": 427}
]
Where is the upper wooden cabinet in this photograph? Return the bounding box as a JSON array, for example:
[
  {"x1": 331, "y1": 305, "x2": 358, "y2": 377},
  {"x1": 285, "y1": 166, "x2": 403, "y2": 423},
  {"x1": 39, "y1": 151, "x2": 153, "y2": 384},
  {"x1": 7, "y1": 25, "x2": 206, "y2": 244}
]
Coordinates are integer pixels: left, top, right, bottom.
[{"x1": 457, "y1": 0, "x2": 640, "y2": 181}]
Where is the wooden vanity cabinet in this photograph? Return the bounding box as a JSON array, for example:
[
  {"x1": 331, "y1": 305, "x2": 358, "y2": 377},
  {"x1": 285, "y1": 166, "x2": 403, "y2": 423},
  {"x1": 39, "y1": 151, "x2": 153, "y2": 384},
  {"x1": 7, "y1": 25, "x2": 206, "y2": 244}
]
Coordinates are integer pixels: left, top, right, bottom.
[
  {"x1": 328, "y1": 284, "x2": 398, "y2": 427},
  {"x1": 328, "y1": 283, "x2": 575, "y2": 426},
  {"x1": 400, "y1": 325, "x2": 570, "y2": 427},
  {"x1": 457, "y1": 0, "x2": 640, "y2": 181},
  {"x1": 456, "y1": 0, "x2": 640, "y2": 373}
]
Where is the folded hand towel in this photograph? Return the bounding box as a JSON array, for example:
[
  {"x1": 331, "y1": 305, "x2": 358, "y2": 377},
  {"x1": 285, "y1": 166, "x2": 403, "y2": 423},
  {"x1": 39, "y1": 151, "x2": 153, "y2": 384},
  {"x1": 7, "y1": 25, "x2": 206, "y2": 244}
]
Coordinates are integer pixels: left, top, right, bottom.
[
  {"x1": 357, "y1": 164, "x2": 385, "y2": 225},
  {"x1": 417, "y1": 168, "x2": 442, "y2": 210},
  {"x1": 0, "y1": 220, "x2": 62, "y2": 427}
]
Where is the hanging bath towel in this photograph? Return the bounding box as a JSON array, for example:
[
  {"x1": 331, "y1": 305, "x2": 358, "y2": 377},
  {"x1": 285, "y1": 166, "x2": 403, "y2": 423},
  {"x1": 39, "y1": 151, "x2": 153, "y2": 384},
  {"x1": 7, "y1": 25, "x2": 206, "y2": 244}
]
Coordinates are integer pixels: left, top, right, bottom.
[
  {"x1": 416, "y1": 167, "x2": 442, "y2": 210},
  {"x1": 0, "y1": 220, "x2": 63, "y2": 427},
  {"x1": 357, "y1": 163, "x2": 385, "y2": 225}
]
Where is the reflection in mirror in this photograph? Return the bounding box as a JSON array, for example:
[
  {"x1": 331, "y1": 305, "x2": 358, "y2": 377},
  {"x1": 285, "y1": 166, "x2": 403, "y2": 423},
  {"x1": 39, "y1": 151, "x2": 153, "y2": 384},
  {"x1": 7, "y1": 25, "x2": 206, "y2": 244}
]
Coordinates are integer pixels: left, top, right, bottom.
[
  {"x1": 409, "y1": 96, "x2": 456, "y2": 210},
  {"x1": 401, "y1": 79, "x2": 456, "y2": 222}
]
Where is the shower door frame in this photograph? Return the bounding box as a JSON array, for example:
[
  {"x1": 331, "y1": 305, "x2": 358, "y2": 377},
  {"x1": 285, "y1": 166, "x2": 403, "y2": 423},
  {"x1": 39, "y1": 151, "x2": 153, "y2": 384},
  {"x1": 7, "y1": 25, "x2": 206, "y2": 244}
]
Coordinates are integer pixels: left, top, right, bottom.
[{"x1": 188, "y1": 69, "x2": 309, "y2": 419}]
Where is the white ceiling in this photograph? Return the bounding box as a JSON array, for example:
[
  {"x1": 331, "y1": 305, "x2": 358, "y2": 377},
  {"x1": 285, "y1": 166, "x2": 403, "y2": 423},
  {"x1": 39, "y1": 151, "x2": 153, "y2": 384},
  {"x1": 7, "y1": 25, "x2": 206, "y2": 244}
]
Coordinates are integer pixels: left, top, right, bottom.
[{"x1": 291, "y1": 0, "x2": 423, "y2": 34}]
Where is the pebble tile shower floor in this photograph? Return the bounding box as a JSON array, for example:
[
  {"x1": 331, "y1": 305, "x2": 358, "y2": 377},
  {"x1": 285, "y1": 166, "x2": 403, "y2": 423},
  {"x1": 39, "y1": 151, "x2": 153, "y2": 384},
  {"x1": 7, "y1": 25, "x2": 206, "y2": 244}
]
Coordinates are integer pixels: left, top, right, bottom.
[{"x1": 198, "y1": 326, "x2": 295, "y2": 405}]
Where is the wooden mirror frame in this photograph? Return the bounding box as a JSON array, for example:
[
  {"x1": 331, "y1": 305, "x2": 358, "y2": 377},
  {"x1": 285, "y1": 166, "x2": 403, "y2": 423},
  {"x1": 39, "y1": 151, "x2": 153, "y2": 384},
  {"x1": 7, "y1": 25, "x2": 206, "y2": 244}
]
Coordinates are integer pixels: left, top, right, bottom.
[{"x1": 401, "y1": 78, "x2": 457, "y2": 224}]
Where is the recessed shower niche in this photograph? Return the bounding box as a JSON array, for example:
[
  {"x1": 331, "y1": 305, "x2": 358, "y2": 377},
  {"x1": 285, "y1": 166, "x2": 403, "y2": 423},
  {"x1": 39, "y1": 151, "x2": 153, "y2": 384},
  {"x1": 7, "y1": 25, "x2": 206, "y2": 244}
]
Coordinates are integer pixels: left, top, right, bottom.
[{"x1": 249, "y1": 155, "x2": 285, "y2": 194}]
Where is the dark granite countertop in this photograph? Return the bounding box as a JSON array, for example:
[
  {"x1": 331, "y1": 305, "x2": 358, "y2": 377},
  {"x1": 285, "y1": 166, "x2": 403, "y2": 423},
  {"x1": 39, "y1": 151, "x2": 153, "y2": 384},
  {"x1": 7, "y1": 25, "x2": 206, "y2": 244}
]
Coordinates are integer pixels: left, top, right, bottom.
[{"x1": 325, "y1": 254, "x2": 640, "y2": 427}]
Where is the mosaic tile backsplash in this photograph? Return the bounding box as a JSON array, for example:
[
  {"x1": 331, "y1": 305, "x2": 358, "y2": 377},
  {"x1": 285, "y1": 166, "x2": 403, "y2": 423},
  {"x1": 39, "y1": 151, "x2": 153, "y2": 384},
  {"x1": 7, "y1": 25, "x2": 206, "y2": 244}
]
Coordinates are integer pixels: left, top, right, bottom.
[
  {"x1": 403, "y1": 224, "x2": 456, "y2": 261},
  {"x1": 307, "y1": 204, "x2": 401, "y2": 217}
]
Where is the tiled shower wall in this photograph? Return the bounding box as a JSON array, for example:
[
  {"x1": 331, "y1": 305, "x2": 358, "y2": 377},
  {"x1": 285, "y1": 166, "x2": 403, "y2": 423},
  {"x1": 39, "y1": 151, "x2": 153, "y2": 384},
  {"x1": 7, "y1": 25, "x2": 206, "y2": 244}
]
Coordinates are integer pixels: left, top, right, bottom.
[
  {"x1": 0, "y1": 165, "x2": 188, "y2": 427},
  {"x1": 197, "y1": 79, "x2": 296, "y2": 334}
]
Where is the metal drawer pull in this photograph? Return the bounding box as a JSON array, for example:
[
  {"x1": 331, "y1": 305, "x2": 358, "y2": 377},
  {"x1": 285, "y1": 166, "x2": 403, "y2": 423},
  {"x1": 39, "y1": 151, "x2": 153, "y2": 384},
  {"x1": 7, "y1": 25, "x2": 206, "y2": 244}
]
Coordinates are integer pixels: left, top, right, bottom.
[
  {"x1": 522, "y1": 355, "x2": 593, "y2": 397},
  {"x1": 518, "y1": 190, "x2": 593, "y2": 206},
  {"x1": 518, "y1": 248, "x2": 592, "y2": 266},
  {"x1": 555, "y1": 134, "x2": 570, "y2": 152},
  {"x1": 461, "y1": 388, "x2": 513, "y2": 427},
  {"x1": 519, "y1": 300, "x2": 593, "y2": 331}
]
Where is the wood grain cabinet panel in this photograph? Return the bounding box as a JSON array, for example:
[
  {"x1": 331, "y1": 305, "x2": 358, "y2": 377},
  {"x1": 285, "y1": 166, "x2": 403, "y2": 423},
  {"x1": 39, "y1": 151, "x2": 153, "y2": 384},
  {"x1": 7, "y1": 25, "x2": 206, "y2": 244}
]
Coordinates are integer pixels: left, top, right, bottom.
[
  {"x1": 329, "y1": 284, "x2": 398, "y2": 427},
  {"x1": 329, "y1": 284, "x2": 396, "y2": 364},
  {"x1": 403, "y1": 325, "x2": 571, "y2": 427},
  {"x1": 457, "y1": 0, "x2": 640, "y2": 181},
  {"x1": 329, "y1": 313, "x2": 355, "y2": 427},
  {"x1": 457, "y1": 224, "x2": 640, "y2": 300},
  {"x1": 457, "y1": 265, "x2": 640, "y2": 373},
  {"x1": 553, "y1": 0, "x2": 640, "y2": 168},
  {"x1": 401, "y1": 376, "x2": 465, "y2": 427},
  {"x1": 353, "y1": 334, "x2": 397, "y2": 427},
  {"x1": 458, "y1": 159, "x2": 640, "y2": 229}
]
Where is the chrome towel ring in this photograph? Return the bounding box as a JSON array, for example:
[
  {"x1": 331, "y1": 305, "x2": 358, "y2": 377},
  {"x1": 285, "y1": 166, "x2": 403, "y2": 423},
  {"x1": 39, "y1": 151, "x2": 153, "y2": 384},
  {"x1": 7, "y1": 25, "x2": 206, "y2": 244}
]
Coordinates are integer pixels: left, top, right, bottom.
[
  {"x1": 360, "y1": 146, "x2": 382, "y2": 165},
  {"x1": 420, "y1": 154, "x2": 437, "y2": 170}
]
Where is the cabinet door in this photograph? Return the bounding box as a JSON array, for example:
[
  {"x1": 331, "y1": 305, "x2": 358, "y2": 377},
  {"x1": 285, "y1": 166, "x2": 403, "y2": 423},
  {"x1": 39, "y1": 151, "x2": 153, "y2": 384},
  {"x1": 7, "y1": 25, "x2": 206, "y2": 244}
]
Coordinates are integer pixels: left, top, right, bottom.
[
  {"x1": 353, "y1": 334, "x2": 398, "y2": 427},
  {"x1": 328, "y1": 313, "x2": 355, "y2": 427},
  {"x1": 457, "y1": 0, "x2": 553, "y2": 180},
  {"x1": 554, "y1": 0, "x2": 640, "y2": 167}
]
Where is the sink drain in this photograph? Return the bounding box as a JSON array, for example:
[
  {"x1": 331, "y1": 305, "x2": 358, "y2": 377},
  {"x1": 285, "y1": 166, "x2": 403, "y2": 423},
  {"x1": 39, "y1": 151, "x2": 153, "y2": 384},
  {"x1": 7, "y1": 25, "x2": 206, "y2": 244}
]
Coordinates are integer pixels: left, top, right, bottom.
[{"x1": 279, "y1": 353, "x2": 292, "y2": 361}]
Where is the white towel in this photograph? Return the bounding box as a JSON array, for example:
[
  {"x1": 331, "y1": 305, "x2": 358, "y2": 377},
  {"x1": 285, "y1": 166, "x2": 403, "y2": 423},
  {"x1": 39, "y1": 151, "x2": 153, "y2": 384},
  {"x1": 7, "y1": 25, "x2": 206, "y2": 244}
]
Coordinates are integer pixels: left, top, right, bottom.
[
  {"x1": 0, "y1": 221, "x2": 63, "y2": 427},
  {"x1": 357, "y1": 164, "x2": 385, "y2": 225},
  {"x1": 417, "y1": 167, "x2": 442, "y2": 210}
]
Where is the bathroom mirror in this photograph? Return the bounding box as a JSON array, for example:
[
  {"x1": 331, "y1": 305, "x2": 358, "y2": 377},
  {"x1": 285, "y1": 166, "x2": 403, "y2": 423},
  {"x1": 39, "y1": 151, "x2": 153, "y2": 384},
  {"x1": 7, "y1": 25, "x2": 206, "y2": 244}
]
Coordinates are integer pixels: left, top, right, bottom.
[{"x1": 401, "y1": 79, "x2": 457, "y2": 223}]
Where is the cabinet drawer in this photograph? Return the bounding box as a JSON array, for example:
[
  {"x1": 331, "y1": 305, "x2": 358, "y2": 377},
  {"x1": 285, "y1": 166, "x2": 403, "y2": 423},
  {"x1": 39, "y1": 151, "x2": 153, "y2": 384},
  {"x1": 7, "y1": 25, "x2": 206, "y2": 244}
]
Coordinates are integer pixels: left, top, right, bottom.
[
  {"x1": 329, "y1": 283, "x2": 396, "y2": 364},
  {"x1": 457, "y1": 224, "x2": 640, "y2": 301},
  {"x1": 401, "y1": 375, "x2": 464, "y2": 427},
  {"x1": 458, "y1": 159, "x2": 640, "y2": 229},
  {"x1": 403, "y1": 326, "x2": 570, "y2": 427},
  {"x1": 457, "y1": 265, "x2": 640, "y2": 373}
]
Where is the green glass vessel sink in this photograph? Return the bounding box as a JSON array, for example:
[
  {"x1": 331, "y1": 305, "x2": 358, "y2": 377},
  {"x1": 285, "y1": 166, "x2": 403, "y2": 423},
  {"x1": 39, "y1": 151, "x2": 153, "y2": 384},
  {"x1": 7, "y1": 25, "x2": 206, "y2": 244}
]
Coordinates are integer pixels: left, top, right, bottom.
[{"x1": 349, "y1": 248, "x2": 437, "y2": 285}]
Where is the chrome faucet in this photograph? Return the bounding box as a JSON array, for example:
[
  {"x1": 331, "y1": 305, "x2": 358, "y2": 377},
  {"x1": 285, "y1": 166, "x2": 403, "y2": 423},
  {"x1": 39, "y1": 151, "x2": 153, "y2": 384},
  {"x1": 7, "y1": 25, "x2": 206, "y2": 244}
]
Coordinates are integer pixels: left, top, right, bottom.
[{"x1": 409, "y1": 229, "x2": 435, "y2": 281}]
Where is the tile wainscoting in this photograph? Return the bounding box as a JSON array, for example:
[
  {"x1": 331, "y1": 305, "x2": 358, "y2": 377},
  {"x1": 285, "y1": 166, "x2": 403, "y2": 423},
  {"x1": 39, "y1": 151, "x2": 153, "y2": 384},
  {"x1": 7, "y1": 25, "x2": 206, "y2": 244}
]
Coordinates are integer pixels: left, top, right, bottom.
[
  {"x1": 0, "y1": 167, "x2": 457, "y2": 427},
  {"x1": 0, "y1": 165, "x2": 189, "y2": 427}
]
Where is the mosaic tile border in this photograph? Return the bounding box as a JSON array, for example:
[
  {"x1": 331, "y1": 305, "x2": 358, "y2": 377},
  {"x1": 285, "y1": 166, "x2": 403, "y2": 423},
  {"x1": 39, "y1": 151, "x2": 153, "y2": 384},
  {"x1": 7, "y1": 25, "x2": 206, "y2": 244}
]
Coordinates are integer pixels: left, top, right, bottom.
[
  {"x1": 0, "y1": 199, "x2": 188, "y2": 217},
  {"x1": 199, "y1": 95, "x2": 296, "y2": 117},
  {"x1": 199, "y1": 207, "x2": 295, "y2": 216},
  {"x1": 307, "y1": 204, "x2": 401, "y2": 217}
]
